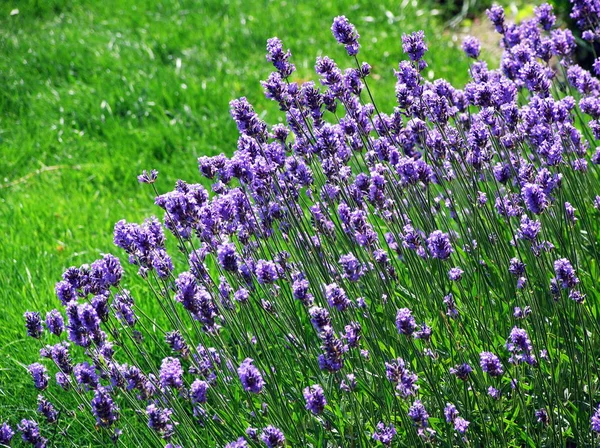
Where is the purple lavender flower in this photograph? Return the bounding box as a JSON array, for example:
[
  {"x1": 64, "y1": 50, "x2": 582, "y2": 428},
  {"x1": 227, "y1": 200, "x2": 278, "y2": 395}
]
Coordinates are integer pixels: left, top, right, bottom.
[
  {"x1": 160, "y1": 357, "x2": 184, "y2": 389},
  {"x1": 592, "y1": 405, "x2": 600, "y2": 432},
  {"x1": 309, "y1": 306, "x2": 331, "y2": 332},
  {"x1": 303, "y1": 384, "x2": 327, "y2": 414},
  {"x1": 42, "y1": 310, "x2": 63, "y2": 336},
  {"x1": 74, "y1": 362, "x2": 99, "y2": 391},
  {"x1": 536, "y1": 408, "x2": 549, "y2": 425},
  {"x1": 427, "y1": 230, "x2": 453, "y2": 260},
  {"x1": 488, "y1": 386, "x2": 501, "y2": 399},
  {"x1": 165, "y1": 330, "x2": 189, "y2": 357},
  {"x1": 480, "y1": 352, "x2": 504, "y2": 377},
  {"x1": 266, "y1": 37, "x2": 295, "y2": 78},
  {"x1": 535, "y1": 3, "x2": 556, "y2": 30},
  {"x1": 408, "y1": 399, "x2": 430, "y2": 428},
  {"x1": 255, "y1": 260, "x2": 279, "y2": 284},
  {"x1": 28, "y1": 363, "x2": 49, "y2": 390},
  {"x1": 37, "y1": 395, "x2": 58, "y2": 424},
  {"x1": 237, "y1": 358, "x2": 264, "y2": 394},
  {"x1": 260, "y1": 426, "x2": 285, "y2": 448},
  {"x1": 372, "y1": 422, "x2": 396, "y2": 446},
  {"x1": 324, "y1": 283, "x2": 351, "y2": 311},
  {"x1": 217, "y1": 243, "x2": 238, "y2": 272},
  {"x1": 487, "y1": 4, "x2": 505, "y2": 33},
  {"x1": 190, "y1": 379, "x2": 209, "y2": 404},
  {"x1": 448, "y1": 267, "x2": 464, "y2": 281},
  {"x1": 462, "y1": 36, "x2": 481, "y2": 58},
  {"x1": 450, "y1": 363, "x2": 473, "y2": 381},
  {"x1": 225, "y1": 438, "x2": 249, "y2": 448},
  {"x1": 17, "y1": 419, "x2": 46, "y2": 447},
  {"x1": 554, "y1": 258, "x2": 579, "y2": 289},
  {"x1": 146, "y1": 404, "x2": 174, "y2": 439},
  {"x1": 385, "y1": 358, "x2": 419, "y2": 398},
  {"x1": 339, "y1": 253, "x2": 365, "y2": 281},
  {"x1": 91, "y1": 387, "x2": 119, "y2": 427},
  {"x1": 24, "y1": 312, "x2": 43, "y2": 339},
  {"x1": 522, "y1": 183, "x2": 548, "y2": 215},
  {"x1": 395, "y1": 308, "x2": 417, "y2": 336},
  {"x1": 138, "y1": 169, "x2": 158, "y2": 184},
  {"x1": 331, "y1": 16, "x2": 360, "y2": 56},
  {"x1": 0, "y1": 422, "x2": 14, "y2": 445},
  {"x1": 318, "y1": 328, "x2": 345, "y2": 372},
  {"x1": 402, "y1": 31, "x2": 428, "y2": 62}
]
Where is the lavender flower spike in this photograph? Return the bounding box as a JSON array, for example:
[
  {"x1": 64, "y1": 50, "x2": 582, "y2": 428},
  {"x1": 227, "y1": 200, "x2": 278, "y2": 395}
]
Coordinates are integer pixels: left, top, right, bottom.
[{"x1": 331, "y1": 16, "x2": 360, "y2": 56}]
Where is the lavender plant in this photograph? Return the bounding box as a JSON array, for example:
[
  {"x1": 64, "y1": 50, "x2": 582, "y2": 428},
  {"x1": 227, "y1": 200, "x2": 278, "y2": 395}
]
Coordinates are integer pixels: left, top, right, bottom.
[{"x1": 10, "y1": 1, "x2": 600, "y2": 446}]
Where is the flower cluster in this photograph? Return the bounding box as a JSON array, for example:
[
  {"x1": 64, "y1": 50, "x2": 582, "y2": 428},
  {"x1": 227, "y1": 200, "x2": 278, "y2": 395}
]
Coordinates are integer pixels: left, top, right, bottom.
[{"x1": 12, "y1": 2, "x2": 600, "y2": 446}]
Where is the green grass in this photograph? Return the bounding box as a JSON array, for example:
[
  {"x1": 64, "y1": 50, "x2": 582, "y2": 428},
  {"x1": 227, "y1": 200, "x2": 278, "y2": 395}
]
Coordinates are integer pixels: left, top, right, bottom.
[{"x1": 0, "y1": 0, "x2": 475, "y2": 443}]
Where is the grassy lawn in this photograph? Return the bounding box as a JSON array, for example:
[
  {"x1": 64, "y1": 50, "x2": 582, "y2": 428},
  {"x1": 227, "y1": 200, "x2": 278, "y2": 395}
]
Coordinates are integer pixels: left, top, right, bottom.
[{"x1": 0, "y1": 0, "x2": 475, "y2": 443}]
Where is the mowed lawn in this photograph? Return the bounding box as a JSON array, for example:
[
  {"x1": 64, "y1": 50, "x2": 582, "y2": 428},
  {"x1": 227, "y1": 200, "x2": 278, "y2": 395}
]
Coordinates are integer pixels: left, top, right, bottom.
[{"x1": 0, "y1": 0, "x2": 473, "y2": 442}]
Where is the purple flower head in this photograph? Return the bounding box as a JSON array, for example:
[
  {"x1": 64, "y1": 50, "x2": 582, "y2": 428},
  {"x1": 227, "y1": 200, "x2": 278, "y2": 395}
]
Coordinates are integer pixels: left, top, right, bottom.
[
  {"x1": 507, "y1": 327, "x2": 535, "y2": 365},
  {"x1": 513, "y1": 306, "x2": 532, "y2": 319},
  {"x1": 28, "y1": 363, "x2": 49, "y2": 390},
  {"x1": 488, "y1": 386, "x2": 501, "y2": 399},
  {"x1": 385, "y1": 358, "x2": 419, "y2": 398},
  {"x1": 225, "y1": 438, "x2": 249, "y2": 448},
  {"x1": 462, "y1": 36, "x2": 481, "y2": 58},
  {"x1": 324, "y1": 283, "x2": 351, "y2": 311},
  {"x1": 217, "y1": 243, "x2": 238, "y2": 272},
  {"x1": 522, "y1": 183, "x2": 548, "y2": 215},
  {"x1": 408, "y1": 400, "x2": 430, "y2": 428},
  {"x1": 238, "y1": 358, "x2": 265, "y2": 394},
  {"x1": 309, "y1": 306, "x2": 331, "y2": 332},
  {"x1": 344, "y1": 321, "x2": 362, "y2": 348},
  {"x1": 480, "y1": 351, "x2": 504, "y2": 377},
  {"x1": 448, "y1": 267, "x2": 464, "y2": 281},
  {"x1": 255, "y1": 260, "x2": 279, "y2": 284},
  {"x1": 146, "y1": 404, "x2": 174, "y2": 439},
  {"x1": 554, "y1": 258, "x2": 579, "y2": 289},
  {"x1": 535, "y1": 4, "x2": 555, "y2": 30},
  {"x1": 24, "y1": 311, "x2": 43, "y2": 339},
  {"x1": 160, "y1": 357, "x2": 184, "y2": 389},
  {"x1": 509, "y1": 258, "x2": 526, "y2": 276},
  {"x1": 91, "y1": 387, "x2": 119, "y2": 427},
  {"x1": 17, "y1": 419, "x2": 46, "y2": 447},
  {"x1": 318, "y1": 328, "x2": 345, "y2": 372},
  {"x1": 340, "y1": 373, "x2": 357, "y2": 392},
  {"x1": 517, "y1": 215, "x2": 541, "y2": 241},
  {"x1": 303, "y1": 384, "x2": 327, "y2": 414},
  {"x1": 331, "y1": 16, "x2": 360, "y2": 56},
  {"x1": 165, "y1": 330, "x2": 189, "y2": 357},
  {"x1": 339, "y1": 253, "x2": 365, "y2": 281},
  {"x1": 260, "y1": 425, "x2": 285, "y2": 448},
  {"x1": 37, "y1": 395, "x2": 58, "y2": 424},
  {"x1": 266, "y1": 37, "x2": 295, "y2": 78},
  {"x1": 74, "y1": 362, "x2": 99, "y2": 391},
  {"x1": 372, "y1": 422, "x2": 396, "y2": 446},
  {"x1": 444, "y1": 403, "x2": 458, "y2": 423},
  {"x1": 536, "y1": 408, "x2": 549, "y2": 425},
  {"x1": 427, "y1": 230, "x2": 453, "y2": 260},
  {"x1": 190, "y1": 379, "x2": 209, "y2": 404},
  {"x1": 487, "y1": 5, "x2": 505, "y2": 33},
  {"x1": 454, "y1": 417, "x2": 470, "y2": 434},
  {"x1": 450, "y1": 363, "x2": 473, "y2": 381},
  {"x1": 402, "y1": 31, "x2": 428, "y2": 62},
  {"x1": 0, "y1": 422, "x2": 14, "y2": 445},
  {"x1": 395, "y1": 308, "x2": 417, "y2": 336},
  {"x1": 592, "y1": 405, "x2": 600, "y2": 432},
  {"x1": 138, "y1": 169, "x2": 158, "y2": 184}
]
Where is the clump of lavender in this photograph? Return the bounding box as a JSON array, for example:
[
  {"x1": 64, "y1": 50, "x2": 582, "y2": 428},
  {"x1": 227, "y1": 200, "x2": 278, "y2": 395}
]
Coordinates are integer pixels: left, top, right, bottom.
[{"x1": 16, "y1": 3, "x2": 600, "y2": 446}]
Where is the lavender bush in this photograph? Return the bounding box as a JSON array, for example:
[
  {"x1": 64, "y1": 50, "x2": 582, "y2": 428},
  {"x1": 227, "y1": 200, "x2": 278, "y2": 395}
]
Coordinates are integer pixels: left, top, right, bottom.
[{"x1": 11, "y1": 1, "x2": 600, "y2": 446}]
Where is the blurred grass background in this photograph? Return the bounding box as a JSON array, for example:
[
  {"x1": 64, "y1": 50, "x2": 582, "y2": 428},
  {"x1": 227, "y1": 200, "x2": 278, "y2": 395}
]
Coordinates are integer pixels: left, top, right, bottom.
[{"x1": 0, "y1": 0, "x2": 533, "y2": 443}]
